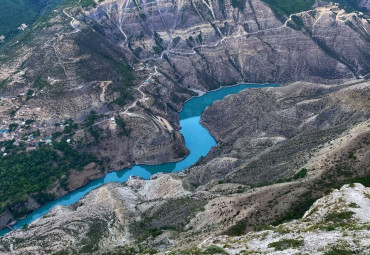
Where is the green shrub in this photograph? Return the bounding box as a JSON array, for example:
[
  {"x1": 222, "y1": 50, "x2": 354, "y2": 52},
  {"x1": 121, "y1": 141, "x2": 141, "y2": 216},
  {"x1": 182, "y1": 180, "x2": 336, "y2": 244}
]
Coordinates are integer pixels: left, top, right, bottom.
[
  {"x1": 348, "y1": 152, "x2": 356, "y2": 159},
  {"x1": 272, "y1": 192, "x2": 316, "y2": 225},
  {"x1": 63, "y1": 118, "x2": 78, "y2": 134},
  {"x1": 203, "y1": 245, "x2": 227, "y2": 254},
  {"x1": 116, "y1": 117, "x2": 130, "y2": 136},
  {"x1": 25, "y1": 119, "x2": 35, "y2": 125},
  {"x1": 80, "y1": 0, "x2": 96, "y2": 8},
  {"x1": 231, "y1": 0, "x2": 246, "y2": 10},
  {"x1": 88, "y1": 126, "x2": 101, "y2": 141},
  {"x1": 292, "y1": 168, "x2": 307, "y2": 180},
  {"x1": 324, "y1": 248, "x2": 353, "y2": 255},
  {"x1": 8, "y1": 123, "x2": 19, "y2": 132},
  {"x1": 141, "y1": 248, "x2": 158, "y2": 254},
  {"x1": 268, "y1": 239, "x2": 303, "y2": 251},
  {"x1": 33, "y1": 77, "x2": 48, "y2": 89},
  {"x1": 52, "y1": 131, "x2": 63, "y2": 140},
  {"x1": 261, "y1": 0, "x2": 315, "y2": 16},
  {"x1": 325, "y1": 211, "x2": 354, "y2": 222},
  {"x1": 348, "y1": 202, "x2": 359, "y2": 208},
  {"x1": 227, "y1": 219, "x2": 247, "y2": 236}
]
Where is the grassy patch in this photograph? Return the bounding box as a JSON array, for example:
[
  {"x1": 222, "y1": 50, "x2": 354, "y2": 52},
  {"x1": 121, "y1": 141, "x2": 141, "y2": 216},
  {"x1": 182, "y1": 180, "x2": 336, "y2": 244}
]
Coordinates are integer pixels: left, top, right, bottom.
[
  {"x1": 268, "y1": 239, "x2": 303, "y2": 251},
  {"x1": 324, "y1": 248, "x2": 354, "y2": 255},
  {"x1": 348, "y1": 152, "x2": 357, "y2": 159},
  {"x1": 8, "y1": 123, "x2": 19, "y2": 132},
  {"x1": 33, "y1": 77, "x2": 48, "y2": 89},
  {"x1": 0, "y1": 0, "x2": 64, "y2": 42},
  {"x1": 325, "y1": 211, "x2": 354, "y2": 223},
  {"x1": 292, "y1": 168, "x2": 307, "y2": 180},
  {"x1": 115, "y1": 116, "x2": 130, "y2": 136},
  {"x1": 261, "y1": 0, "x2": 315, "y2": 16},
  {"x1": 348, "y1": 202, "x2": 359, "y2": 208},
  {"x1": 351, "y1": 173, "x2": 370, "y2": 187},
  {"x1": 80, "y1": 0, "x2": 96, "y2": 8},
  {"x1": 203, "y1": 245, "x2": 227, "y2": 254},
  {"x1": 231, "y1": 0, "x2": 246, "y2": 11},
  {"x1": 227, "y1": 219, "x2": 247, "y2": 236},
  {"x1": 79, "y1": 220, "x2": 107, "y2": 253},
  {"x1": 272, "y1": 192, "x2": 317, "y2": 225}
]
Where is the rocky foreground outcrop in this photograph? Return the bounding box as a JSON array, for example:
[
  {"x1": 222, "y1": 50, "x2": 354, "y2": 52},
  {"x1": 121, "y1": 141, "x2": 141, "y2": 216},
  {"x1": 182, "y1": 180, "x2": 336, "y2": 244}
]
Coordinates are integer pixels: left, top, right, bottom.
[
  {"x1": 2, "y1": 179, "x2": 370, "y2": 254},
  {"x1": 198, "y1": 183, "x2": 370, "y2": 254}
]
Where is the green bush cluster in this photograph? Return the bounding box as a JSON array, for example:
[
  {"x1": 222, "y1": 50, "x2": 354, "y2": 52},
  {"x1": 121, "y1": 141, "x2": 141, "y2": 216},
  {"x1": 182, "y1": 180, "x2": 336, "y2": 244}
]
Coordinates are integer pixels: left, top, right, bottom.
[
  {"x1": 268, "y1": 239, "x2": 304, "y2": 251},
  {"x1": 0, "y1": 140, "x2": 97, "y2": 217},
  {"x1": 261, "y1": 0, "x2": 315, "y2": 16},
  {"x1": 0, "y1": 0, "x2": 63, "y2": 42},
  {"x1": 115, "y1": 117, "x2": 130, "y2": 136}
]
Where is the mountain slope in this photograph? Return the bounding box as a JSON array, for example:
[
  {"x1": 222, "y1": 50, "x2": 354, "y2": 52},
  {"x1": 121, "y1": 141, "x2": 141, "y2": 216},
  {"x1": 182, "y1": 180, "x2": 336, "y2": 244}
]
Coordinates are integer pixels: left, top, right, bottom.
[
  {"x1": 0, "y1": 0, "x2": 370, "y2": 233},
  {"x1": 0, "y1": 0, "x2": 65, "y2": 43}
]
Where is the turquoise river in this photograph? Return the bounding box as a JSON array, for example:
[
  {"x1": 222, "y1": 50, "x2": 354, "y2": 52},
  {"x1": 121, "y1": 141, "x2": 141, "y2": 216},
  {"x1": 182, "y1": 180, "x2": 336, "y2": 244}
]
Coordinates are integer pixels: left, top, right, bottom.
[{"x1": 0, "y1": 83, "x2": 278, "y2": 236}]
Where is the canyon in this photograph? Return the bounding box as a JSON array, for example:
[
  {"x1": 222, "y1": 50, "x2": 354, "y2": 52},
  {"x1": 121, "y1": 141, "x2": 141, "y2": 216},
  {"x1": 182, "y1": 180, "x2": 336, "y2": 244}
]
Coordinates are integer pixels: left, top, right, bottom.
[{"x1": 0, "y1": 0, "x2": 369, "y2": 253}]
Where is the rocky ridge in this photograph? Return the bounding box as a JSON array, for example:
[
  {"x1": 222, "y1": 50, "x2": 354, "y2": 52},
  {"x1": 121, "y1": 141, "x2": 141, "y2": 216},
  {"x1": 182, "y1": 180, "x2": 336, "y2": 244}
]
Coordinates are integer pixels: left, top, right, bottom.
[{"x1": 197, "y1": 183, "x2": 370, "y2": 254}]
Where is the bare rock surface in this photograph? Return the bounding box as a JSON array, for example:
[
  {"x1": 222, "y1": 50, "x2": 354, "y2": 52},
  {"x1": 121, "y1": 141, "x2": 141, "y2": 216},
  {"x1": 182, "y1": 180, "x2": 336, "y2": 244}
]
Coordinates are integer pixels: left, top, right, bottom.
[{"x1": 198, "y1": 183, "x2": 370, "y2": 254}]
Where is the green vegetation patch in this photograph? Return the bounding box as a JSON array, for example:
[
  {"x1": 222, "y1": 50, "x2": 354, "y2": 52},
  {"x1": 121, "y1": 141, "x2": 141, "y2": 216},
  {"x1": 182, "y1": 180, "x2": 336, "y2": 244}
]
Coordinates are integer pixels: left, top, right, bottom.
[
  {"x1": 268, "y1": 238, "x2": 304, "y2": 251},
  {"x1": 351, "y1": 173, "x2": 370, "y2": 187},
  {"x1": 322, "y1": 0, "x2": 369, "y2": 13},
  {"x1": 8, "y1": 123, "x2": 19, "y2": 132},
  {"x1": 203, "y1": 245, "x2": 227, "y2": 254},
  {"x1": 80, "y1": 0, "x2": 97, "y2": 8},
  {"x1": 324, "y1": 248, "x2": 354, "y2": 255},
  {"x1": 79, "y1": 220, "x2": 108, "y2": 253},
  {"x1": 272, "y1": 191, "x2": 317, "y2": 225},
  {"x1": 33, "y1": 77, "x2": 49, "y2": 89},
  {"x1": 325, "y1": 211, "x2": 354, "y2": 223},
  {"x1": 113, "y1": 64, "x2": 135, "y2": 106},
  {"x1": 63, "y1": 118, "x2": 78, "y2": 134},
  {"x1": 0, "y1": 139, "x2": 97, "y2": 217},
  {"x1": 227, "y1": 218, "x2": 247, "y2": 236},
  {"x1": 261, "y1": 0, "x2": 315, "y2": 17},
  {"x1": 115, "y1": 116, "x2": 131, "y2": 136},
  {"x1": 348, "y1": 152, "x2": 357, "y2": 159},
  {"x1": 291, "y1": 168, "x2": 307, "y2": 180},
  {"x1": 83, "y1": 110, "x2": 102, "y2": 128},
  {"x1": 231, "y1": 0, "x2": 246, "y2": 11},
  {"x1": 0, "y1": 0, "x2": 64, "y2": 42}
]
